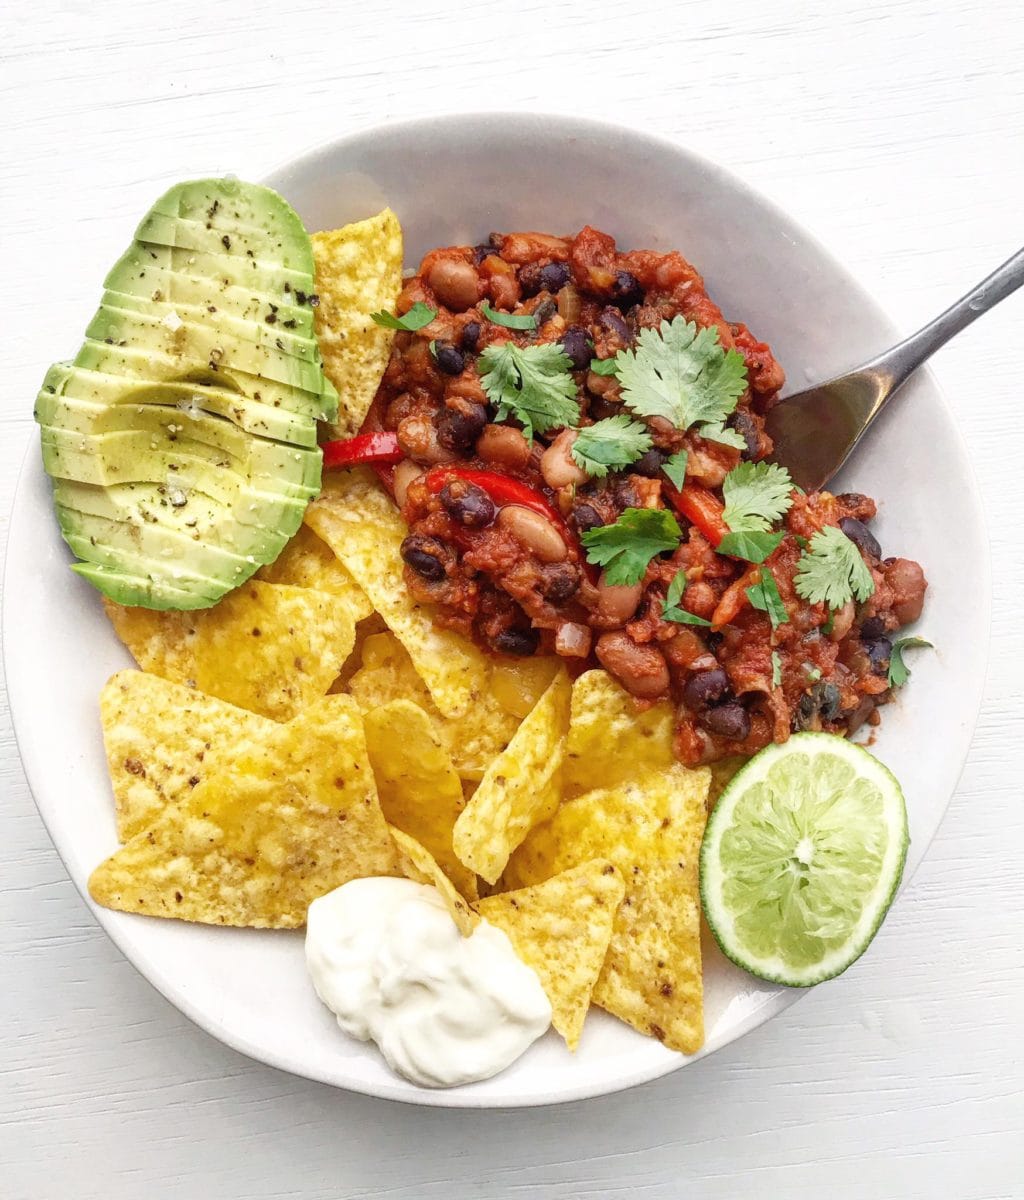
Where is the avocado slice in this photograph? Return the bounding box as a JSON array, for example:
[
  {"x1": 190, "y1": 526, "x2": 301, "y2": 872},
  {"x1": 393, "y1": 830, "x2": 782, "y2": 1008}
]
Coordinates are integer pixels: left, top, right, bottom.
[
  {"x1": 36, "y1": 178, "x2": 342, "y2": 610},
  {"x1": 37, "y1": 372, "x2": 319, "y2": 448}
]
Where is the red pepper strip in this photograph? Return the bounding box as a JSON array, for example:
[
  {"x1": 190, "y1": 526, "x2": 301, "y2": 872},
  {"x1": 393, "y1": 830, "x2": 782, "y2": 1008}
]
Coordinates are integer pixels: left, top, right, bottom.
[
  {"x1": 423, "y1": 466, "x2": 597, "y2": 580},
  {"x1": 710, "y1": 563, "x2": 762, "y2": 629},
  {"x1": 322, "y1": 431, "x2": 404, "y2": 470},
  {"x1": 665, "y1": 482, "x2": 728, "y2": 547}
]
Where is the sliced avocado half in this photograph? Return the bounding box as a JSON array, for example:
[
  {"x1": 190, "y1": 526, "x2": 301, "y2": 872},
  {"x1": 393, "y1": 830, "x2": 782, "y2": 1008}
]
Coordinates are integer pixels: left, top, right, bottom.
[{"x1": 36, "y1": 178, "x2": 339, "y2": 610}]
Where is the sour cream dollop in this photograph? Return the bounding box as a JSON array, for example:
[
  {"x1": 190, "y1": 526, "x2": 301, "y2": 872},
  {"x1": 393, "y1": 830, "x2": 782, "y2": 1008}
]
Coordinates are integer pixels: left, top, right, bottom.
[{"x1": 305, "y1": 878, "x2": 551, "y2": 1088}]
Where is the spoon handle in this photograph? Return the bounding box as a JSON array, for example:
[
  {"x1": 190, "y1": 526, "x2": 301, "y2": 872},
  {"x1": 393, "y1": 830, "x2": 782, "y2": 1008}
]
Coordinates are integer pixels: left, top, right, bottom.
[{"x1": 872, "y1": 245, "x2": 1024, "y2": 389}]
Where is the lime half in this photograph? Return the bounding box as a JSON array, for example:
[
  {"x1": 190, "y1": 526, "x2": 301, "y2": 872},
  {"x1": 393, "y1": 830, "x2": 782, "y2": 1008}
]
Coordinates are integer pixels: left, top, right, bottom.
[{"x1": 700, "y1": 732, "x2": 909, "y2": 987}]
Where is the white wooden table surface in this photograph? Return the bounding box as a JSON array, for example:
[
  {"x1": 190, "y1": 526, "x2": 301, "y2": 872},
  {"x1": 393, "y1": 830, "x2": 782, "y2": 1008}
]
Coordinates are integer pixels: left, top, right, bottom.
[{"x1": 3, "y1": 2, "x2": 1022, "y2": 1196}]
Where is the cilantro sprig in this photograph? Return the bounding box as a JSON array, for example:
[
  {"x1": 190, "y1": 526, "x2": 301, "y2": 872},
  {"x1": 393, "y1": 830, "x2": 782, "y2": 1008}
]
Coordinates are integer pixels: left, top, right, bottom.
[
  {"x1": 479, "y1": 299, "x2": 537, "y2": 331},
  {"x1": 771, "y1": 650, "x2": 783, "y2": 687},
  {"x1": 888, "y1": 636, "x2": 932, "y2": 687},
  {"x1": 615, "y1": 317, "x2": 748, "y2": 441},
  {"x1": 661, "y1": 450, "x2": 688, "y2": 490},
  {"x1": 745, "y1": 566, "x2": 789, "y2": 629},
  {"x1": 478, "y1": 342, "x2": 580, "y2": 441},
  {"x1": 662, "y1": 569, "x2": 712, "y2": 626},
  {"x1": 722, "y1": 462, "x2": 794, "y2": 533},
  {"x1": 571, "y1": 416, "x2": 652, "y2": 478},
  {"x1": 370, "y1": 302, "x2": 437, "y2": 332},
  {"x1": 794, "y1": 526, "x2": 876, "y2": 609},
  {"x1": 581, "y1": 508, "x2": 682, "y2": 586}
]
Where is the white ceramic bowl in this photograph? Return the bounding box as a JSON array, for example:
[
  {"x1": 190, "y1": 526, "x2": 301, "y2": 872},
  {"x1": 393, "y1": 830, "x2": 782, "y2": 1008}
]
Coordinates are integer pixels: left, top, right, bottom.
[{"x1": 5, "y1": 114, "x2": 990, "y2": 1108}]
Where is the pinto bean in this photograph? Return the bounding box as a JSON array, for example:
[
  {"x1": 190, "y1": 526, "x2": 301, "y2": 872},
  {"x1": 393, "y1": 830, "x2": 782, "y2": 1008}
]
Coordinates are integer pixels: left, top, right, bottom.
[
  {"x1": 475, "y1": 423, "x2": 532, "y2": 471},
  {"x1": 829, "y1": 600, "x2": 856, "y2": 642},
  {"x1": 397, "y1": 413, "x2": 457, "y2": 465},
  {"x1": 497, "y1": 505, "x2": 568, "y2": 563},
  {"x1": 595, "y1": 631, "x2": 670, "y2": 699},
  {"x1": 540, "y1": 429, "x2": 589, "y2": 489},
  {"x1": 595, "y1": 573, "x2": 644, "y2": 623},
  {"x1": 885, "y1": 558, "x2": 928, "y2": 625},
  {"x1": 427, "y1": 258, "x2": 481, "y2": 311},
  {"x1": 393, "y1": 460, "x2": 424, "y2": 508}
]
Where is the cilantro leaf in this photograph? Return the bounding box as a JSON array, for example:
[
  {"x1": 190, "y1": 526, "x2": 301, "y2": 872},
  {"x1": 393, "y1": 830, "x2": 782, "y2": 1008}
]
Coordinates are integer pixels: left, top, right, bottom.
[
  {"x1": 478, "y1": 342, "x2": 580, "y2": 441},
  {"x1": 722, "y1": 462, "x2": 795, "y2": 533},
  {"x1": 371, "y1": 302, "x2": 437, "y2": 332},
  {"x1": 662, "y1": 569, "x2": 712, "y2": 625},
  {"x1": 699, "y1": 420, "x2": 747, "y2": 450},
  {"x1": 589, "y1": 357, "x2": 619, "y2": 376},
  {"x1": 661, "y1": 449, "x2": 688, "y2": 490},
  {"x1": 794, "y1": 526, "x2": 876, "y2": 608},
  {"x1": 581, "y1": 507, "x2": 682, "y2": 586},
  {"x1": 616, "y1": 316, "x2": 747, "y2": 434},
  {"x1": 771, "y1": 650, "x2": 783, "y2": 687},
  {"x1": 571, "y1": 415, "x2": 652, "y2": 478},
  {"x1": 888, "y1": 636, "x2": 932, "y2": 687},
  {"x1": 746, "y1": 566, "x2": 788, "y2": 629},
  {"x1": 717, "y1": 530, "x2": 783, "y2": 563},
  {"x1": 479, "y1": 299, "x2": 537, "y2": 331}
]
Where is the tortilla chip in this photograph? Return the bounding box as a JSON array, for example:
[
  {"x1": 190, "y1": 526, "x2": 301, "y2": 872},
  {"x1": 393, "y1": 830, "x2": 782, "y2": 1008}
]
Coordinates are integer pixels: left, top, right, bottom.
[
  {"x1": 389, "y1": 826, "x2": 477, "y2": 937},
  {"x1": 312, "y1": 209, "x2": 403, "y2": 438},
  {"x1": 364, "y1": 699, "x2": 476, "y2": 899},
  {"x1": 100, "y1": 670, "x2": 277, "y2": 841},
  {"x1": 564, "y1": 670, "x2": 675, "y2": 797},
  {"x1": 89, "y1": 695, "x2": 401, "y2": 928},
  {"x1": 348, "y1": 632, "x2": 520, "y2": 781},
  {"x1": 477, "y1": 860, "x2": 624, "y2": 1050},
  {"x1": 105, "y1": 580, "x2": 357, "y2": 721},
  {"x1": 708, "y1": 755, "x2": 746, "y2": 806},
  {"x1": 504, "y1": 764, "x2": 711, "y2": 1054},
  {"x1": 305, "y1": 469, "x2": 490, "y2": 719},
  {"x1": 257, "y1": 524, "x2": 374, "y2": 624},
  {"x1": 453, "y1": 670, "x2": 570, "y2": 885}
]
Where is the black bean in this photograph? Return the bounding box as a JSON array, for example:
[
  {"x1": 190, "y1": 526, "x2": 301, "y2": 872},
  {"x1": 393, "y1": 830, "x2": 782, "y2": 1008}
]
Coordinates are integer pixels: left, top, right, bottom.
[
  {"x1": 683, "y1": 668, "x2": 730, "y2": 710},
  {"x1": 573, "y1": 503, "x2": 603, "y2": 533},
  {"x1": 460, "y1": 321, "x2": 481, "y2": 352},
  {"x1": 400, "y1": 535, "x2": 446, "y2": 581},
  {"x1": 440, "y1": 481, "x2": 495, "y2": 529},
  {"x1": 494, "y1": 627, "x2": 539, "y2": 656},
  {"x1": 540, "y1": 563, "x2": 580, "y2": 604},
  {"x1": 538, "y1": 261, "x2": 570, "y2": 292},
  {"x1": 631, "y1": 448, "x2": 666, "y2": 479},
  {"x1": 859, "y1": 616, "x2": 885, "y2": 641},
  {"x1": 587, "y1": 394, "x2": 621, "y2": 421},
  {"x1": 836, "y1": 492, "x2": 871, "y2": 510},
  {"x1": 472, "y1": 244, "x2": 493, "y2": 265},
  {"x1": 437, "y1": 404, "x2": 487, "y2": 451},
  {"x1": 599, "y1": 306, "x2": 633, "y2": 344},
  {"x1": 561, "y1": 325, "x2": 592, "y2": 371},
  {"x1": 533, "y1": 298, "x2": 558, "y2": 326},
  {"x1": 703, "y1": 701, "x2": 750, "y2": 740},
  {"x1": 728, "y1": 409, "x2": 760, "y2": 460},
  {"x1": 839, "y1": 517, "x2": 881, "y2": 560},
  {"x1": 517, "y1": 263, "x2": 544, "y2": 297},
  {"x1": 863, "y1": 637, "x2": 893, "y2": 676},
  {"x1": 432, "y1": 341, "x2": 465, "y2": 376},
  {"x1": 610, "y1": 270, "x2": 643, "y2": 308},
  {"x1": 793, "y1": 692, "x2": 817, "y2": 732},
  {"x1": 817, "y1": 681, "x2": 842, "y2": 720}
]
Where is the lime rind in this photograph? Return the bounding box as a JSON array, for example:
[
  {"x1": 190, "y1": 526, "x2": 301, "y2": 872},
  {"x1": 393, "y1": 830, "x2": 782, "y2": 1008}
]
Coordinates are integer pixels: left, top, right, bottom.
[{"x1": 699, "y1": 733, "x2": 909, "y2": 988}]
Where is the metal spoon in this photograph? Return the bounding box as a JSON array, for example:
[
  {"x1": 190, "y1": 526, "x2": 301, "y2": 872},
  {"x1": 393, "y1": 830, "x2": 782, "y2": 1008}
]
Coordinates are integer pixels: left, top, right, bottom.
[{"x1": 764, "y1": 246, "x2": 1024, "y2": 492}]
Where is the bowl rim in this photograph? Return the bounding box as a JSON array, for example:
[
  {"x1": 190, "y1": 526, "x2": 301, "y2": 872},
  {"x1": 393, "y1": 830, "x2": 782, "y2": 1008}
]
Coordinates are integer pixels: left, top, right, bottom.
[{"x1": 6, "y1": 110, "x2": 992, "y2": 1109}]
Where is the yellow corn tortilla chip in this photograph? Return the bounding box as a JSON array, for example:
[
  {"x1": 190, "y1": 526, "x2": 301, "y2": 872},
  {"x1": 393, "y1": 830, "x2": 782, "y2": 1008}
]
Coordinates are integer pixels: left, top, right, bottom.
[
  {"x1": 105, "y1": 580, "x2": 357, "y2": 721},
  {"x1": 389, "y1": 826, "x2": 477, "y2": 937},
  {"x1": 364, "y1": 699, "x2": 476, "y2": 899},
  {"x1": 477, "y1": 860, "x2": 624, "y2": 1050},
  {"x1": 505, "y1": 764, "x2": 711, "y2": 1054},
  {"x1": 348, "y1": 632, "x2": 520, "y2": 781},
  {"x1": 312, "y1": 209, "x2": 402, "y2": 438},
  {"x1": 257, "y1": 524, "x2": 374, "y2": 624},
  {"x1": 565, "y1": 670, "x2": 675, "y2": 797},
  {"x1": 89, "y1": 695, "x2": 401, "y2": 928},
  {"x1": 453, "y1": 670, "x2": 570, "y2": 885},
  {"x1": 100, "y1": 669, "x2": 278, "y2": 841},
  {"x1": 305, "y1": 469, "x2": 490, "y2": 719}
]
